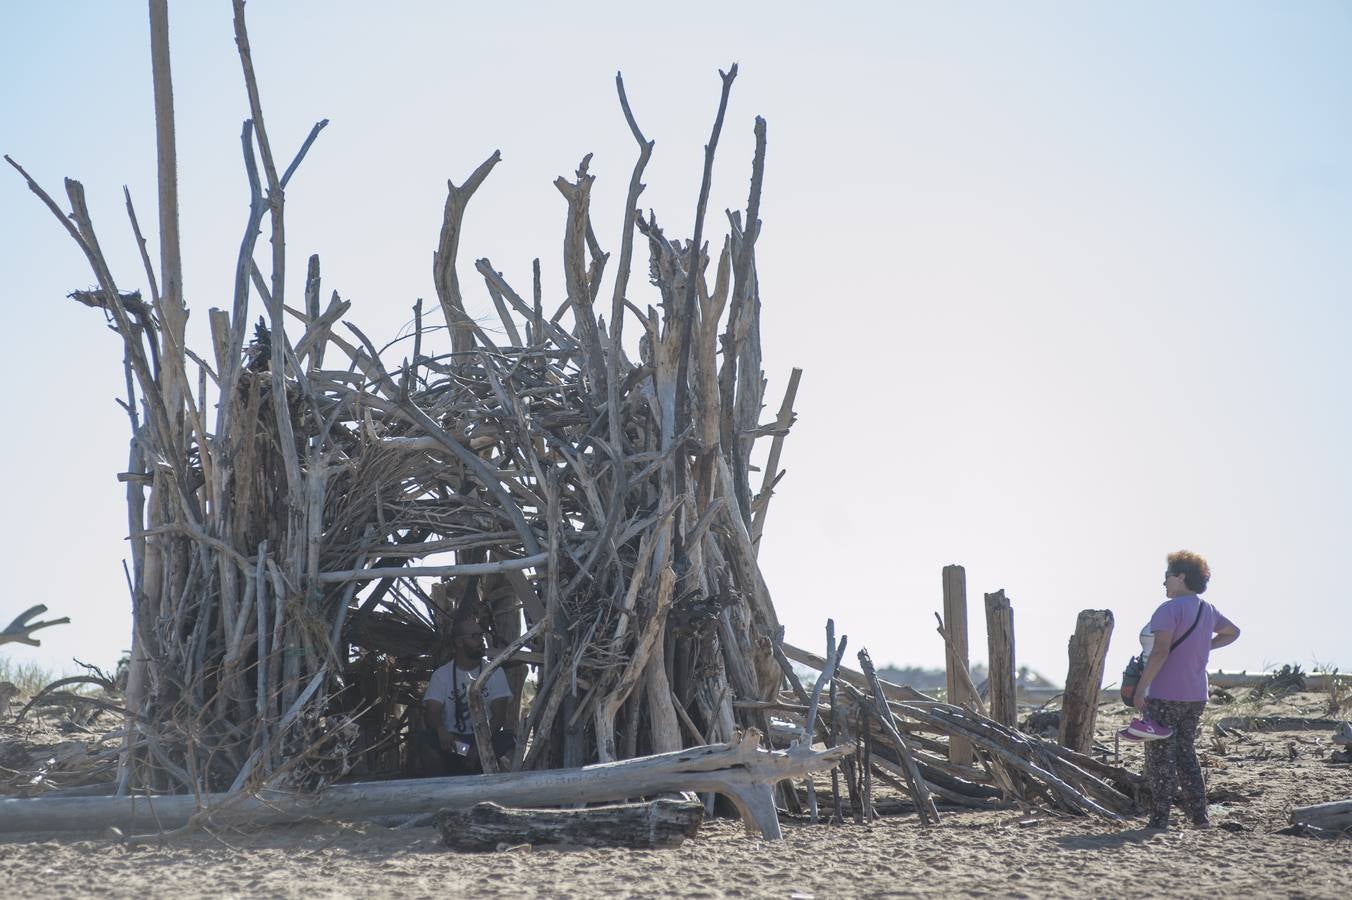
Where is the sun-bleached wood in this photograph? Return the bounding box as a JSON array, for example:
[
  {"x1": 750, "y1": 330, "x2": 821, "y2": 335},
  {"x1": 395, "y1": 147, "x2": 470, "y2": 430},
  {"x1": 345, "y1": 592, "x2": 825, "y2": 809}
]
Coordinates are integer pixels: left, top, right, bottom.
[
  {"x1": 941, "y1": 565, "x2": 974, "y2": 765},
  {"x1": 1059, "y1": 609, "x2": 1115, "y2": 755},
  {"x1": 6, "y1": 0, "x2": 811, "y2": 815},
  {"x1": 0, "y1": 731, "x2": 845, "y2": 841},
  {"x1": 437, "y1": 799, "x2": 703, "y2": 850},
  {"x1": 1290, "y1": 798, "x2": 1352, "y2": 830},
  {"x1": 0, "y1": 606, "x2": 70, "y2": 648},
  {"x1": 984, "y1": 590, "x2": 1017, "y2": 727}
]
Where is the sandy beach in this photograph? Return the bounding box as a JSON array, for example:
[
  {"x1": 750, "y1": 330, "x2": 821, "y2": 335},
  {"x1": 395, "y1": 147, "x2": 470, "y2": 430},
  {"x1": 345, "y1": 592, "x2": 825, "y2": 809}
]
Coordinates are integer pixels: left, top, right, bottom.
[{"x1": 3, "y1": 691, "x2": 1348, "y2": 899}]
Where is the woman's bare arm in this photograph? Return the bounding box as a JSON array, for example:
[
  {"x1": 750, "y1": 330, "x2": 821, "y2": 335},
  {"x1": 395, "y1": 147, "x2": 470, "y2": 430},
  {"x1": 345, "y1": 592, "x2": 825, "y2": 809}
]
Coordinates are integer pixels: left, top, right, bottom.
[{"x1": 1211, "y1": 621, "x2": 1240, "y2": 650}]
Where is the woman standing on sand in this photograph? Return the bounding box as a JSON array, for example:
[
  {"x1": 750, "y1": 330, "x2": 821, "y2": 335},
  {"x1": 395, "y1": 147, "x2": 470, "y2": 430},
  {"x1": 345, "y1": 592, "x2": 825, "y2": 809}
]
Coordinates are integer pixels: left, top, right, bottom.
[{"x1": 1132, "y1": 550, "x2": 1241, "y2": 830}]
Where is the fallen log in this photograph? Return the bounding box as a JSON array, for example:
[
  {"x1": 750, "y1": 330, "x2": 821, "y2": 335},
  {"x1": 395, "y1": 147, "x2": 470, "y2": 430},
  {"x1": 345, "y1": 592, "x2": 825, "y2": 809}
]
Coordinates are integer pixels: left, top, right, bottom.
[
  {"x1": 1209, "y1": 672, "x2": 1347, "y2": 692},
  {"x1": 0, "y1": 729, "x2": 845, "y2": 840},
  {"x1": 1289, "y1": 799, "x2": 1352, "y2": 831},
  {"x1": 437, "y1": 799, "x2": 702, "y2": 850},
  {"x1": 1215, "y1": 716, "x2": 1347, "y2": 732}
]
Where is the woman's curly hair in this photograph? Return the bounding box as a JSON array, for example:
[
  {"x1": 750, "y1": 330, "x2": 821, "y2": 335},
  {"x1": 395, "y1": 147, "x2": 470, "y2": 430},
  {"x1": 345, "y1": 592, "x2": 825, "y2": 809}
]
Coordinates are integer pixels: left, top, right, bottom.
[{"x1": 1167, "y1": 550, "x2": 1211, "y2": 594}]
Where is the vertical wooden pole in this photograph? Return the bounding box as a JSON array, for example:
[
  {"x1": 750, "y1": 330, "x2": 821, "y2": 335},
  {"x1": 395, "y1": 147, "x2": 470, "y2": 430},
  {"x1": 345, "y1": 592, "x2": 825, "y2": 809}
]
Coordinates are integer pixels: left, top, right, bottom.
[
  {"x1": 861, "y1": 709, "x2": 874, "y2": 822},
  {"x1": 147, "y1": 0, "x2": 186, "y2": 411},
  {"x1": 485, "y1": 573, "x2": 525, "y2": 728},
  {"x1": 844, "y1": 707, "x2": 863, "y2": 824},
  {"x1": 1059, "y1": 609, "x2": 1115, "y2": 755},
  {"x1": 829, "y1": 675, "x2": 844, "y2": 824},
  {"x1": 941, "y1": 564, "x2": 974, "y2": 765},
  {"x1": 430, "y1": 581, "x2": 451, "y2": 653},
  {"x1": 984, "y1": 589, "x2": 1017, "y2": 727}
]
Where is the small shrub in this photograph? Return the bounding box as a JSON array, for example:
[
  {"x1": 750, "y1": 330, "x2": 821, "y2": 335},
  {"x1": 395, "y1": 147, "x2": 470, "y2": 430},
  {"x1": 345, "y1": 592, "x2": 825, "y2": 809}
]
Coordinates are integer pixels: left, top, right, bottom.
[
  {"x1": 0, "y1": 657, "x2": 58, "y2": 698},
  {"x1": 1313, "y1": 662, "x2": 1349, "y2": 716},
  {"x1": 1248, "y1": 663, "x2": 1306, "y2": 700}
]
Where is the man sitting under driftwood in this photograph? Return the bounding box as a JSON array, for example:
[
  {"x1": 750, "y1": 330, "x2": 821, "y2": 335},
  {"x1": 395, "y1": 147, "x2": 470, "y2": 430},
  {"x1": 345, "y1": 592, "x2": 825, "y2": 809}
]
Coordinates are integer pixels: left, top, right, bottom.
[{"x1": 414, "y1": 607, "x2": 515, "y2": 776}]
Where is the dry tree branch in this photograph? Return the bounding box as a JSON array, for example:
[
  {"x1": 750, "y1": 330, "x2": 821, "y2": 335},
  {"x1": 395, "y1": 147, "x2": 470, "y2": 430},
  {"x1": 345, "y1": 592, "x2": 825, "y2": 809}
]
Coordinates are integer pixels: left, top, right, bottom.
[
  {"x1": 672, "y1": 64, "x2": 738, "y2": 502},
  {"x1": 434, "y1": 150, "x2": 502, "y2": 353},
  {"x1": 0, "y1": 605, "x2": 70, "y2": 648}
]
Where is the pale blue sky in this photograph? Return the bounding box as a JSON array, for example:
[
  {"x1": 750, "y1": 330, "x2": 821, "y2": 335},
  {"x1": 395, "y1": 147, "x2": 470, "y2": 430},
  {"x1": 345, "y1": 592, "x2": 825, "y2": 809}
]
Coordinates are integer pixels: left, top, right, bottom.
[{"x1": 2, "y1": 2, "x2": 1349, "y2": 681}]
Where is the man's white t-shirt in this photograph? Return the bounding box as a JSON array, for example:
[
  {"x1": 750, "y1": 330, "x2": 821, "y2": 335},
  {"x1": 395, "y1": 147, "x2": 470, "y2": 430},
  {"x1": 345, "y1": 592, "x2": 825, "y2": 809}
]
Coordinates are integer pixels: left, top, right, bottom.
[{"x1": 424, "y1": 658, "x2": 512, "y2": 736}]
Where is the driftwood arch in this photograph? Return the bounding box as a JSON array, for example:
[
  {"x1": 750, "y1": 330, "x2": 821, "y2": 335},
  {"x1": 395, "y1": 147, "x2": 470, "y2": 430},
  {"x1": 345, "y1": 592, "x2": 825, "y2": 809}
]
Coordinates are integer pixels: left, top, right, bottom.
[{"x1": 7, "y1": 1, "x2": 795, "y2": 797}]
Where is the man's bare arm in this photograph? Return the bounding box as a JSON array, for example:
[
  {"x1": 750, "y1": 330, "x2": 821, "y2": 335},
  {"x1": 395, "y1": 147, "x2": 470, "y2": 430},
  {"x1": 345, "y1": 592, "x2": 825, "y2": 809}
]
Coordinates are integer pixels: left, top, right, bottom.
[
  {"x1": 424, "y1": 699, "x2": 453, "y2": 750},
  {"x1": 489, "y1": 696, "x2": 510, "y2": 731}
]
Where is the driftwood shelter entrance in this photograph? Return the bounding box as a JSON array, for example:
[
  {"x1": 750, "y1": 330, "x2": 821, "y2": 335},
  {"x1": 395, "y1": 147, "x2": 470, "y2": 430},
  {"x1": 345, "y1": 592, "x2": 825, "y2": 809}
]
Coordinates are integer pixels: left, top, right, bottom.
[{"x1": 3, "y1": 2, "x2": 1148, "y2": 842}]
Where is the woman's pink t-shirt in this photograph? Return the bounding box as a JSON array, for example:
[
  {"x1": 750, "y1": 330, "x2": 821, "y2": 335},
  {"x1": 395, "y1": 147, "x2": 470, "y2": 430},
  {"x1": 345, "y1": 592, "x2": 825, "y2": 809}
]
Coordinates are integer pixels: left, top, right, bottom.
[{"x1": 1145, "y1": 595, "x2": 1232, "y2": 703}]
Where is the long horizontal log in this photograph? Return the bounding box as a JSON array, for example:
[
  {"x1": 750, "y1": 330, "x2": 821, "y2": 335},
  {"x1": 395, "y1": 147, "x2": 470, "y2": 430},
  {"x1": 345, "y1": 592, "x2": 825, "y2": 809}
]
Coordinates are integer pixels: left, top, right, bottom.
[
  {"x1": 317, "y1": 552, "x2": 547, "y2": 583},
  {"x1": 1209, "y1": 672, "x2": 1347, "y2": 691},
  {"x1": 1290, "y1": 798, "x2": 1352, "y2": 830},
  {"x1": 1215, "y1": 716, "x2": 1346, "y2": 733},
  {"x1": 437, "y1": 799, "x2": 702, "y2": 850},
  {"x1": 0, "y1": 730, "x2": 846, "y2": 840}
]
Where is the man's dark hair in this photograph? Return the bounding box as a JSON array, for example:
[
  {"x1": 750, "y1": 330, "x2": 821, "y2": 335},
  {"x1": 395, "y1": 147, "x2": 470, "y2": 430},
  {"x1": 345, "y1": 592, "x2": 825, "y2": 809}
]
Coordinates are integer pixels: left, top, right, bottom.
[
  {"x1": 450, "y1": 600, "x2": 483, "y2": 639},
  {"x1": 1167, "y1": 550, "x2": 1211, "y2": 594}
]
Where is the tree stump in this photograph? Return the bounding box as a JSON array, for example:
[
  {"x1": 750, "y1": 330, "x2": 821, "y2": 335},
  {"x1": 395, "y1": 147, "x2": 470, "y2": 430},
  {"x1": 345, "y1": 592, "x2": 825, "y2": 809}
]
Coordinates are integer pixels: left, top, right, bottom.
[
  {"x1": 436, "y1": 799, "x2": 703, "y2": 851},
  {"x1": 1059, "y1": 609, "x2": 1114, "y2": 755}
]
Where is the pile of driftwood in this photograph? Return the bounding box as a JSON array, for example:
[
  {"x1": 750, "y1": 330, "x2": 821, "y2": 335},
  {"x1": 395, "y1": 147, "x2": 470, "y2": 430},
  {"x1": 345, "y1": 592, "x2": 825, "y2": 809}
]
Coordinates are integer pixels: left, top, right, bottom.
[
  {"x1": 8, "y1": 0, "x2": 790, "y2": 799},
  {"x1": 759, "y1": 627, "x2": 1142, "y2": 827},
  {"x1": 4, "y1": 2, "x2": 1147, "y2": 838}
]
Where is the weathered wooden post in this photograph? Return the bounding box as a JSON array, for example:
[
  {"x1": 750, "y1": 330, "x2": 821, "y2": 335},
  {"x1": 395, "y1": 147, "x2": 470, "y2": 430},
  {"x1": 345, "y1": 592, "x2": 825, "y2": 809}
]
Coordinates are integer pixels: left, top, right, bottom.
[
  {"x1": 1059, "y1": 609, "x2": 1115, "y2": 755},
  {"x1": 984, "y1": 590, "x2": 1017, "y2": 727},
  {"x1": 941, "y1": 565, "x2": 974, "y2": 765}
]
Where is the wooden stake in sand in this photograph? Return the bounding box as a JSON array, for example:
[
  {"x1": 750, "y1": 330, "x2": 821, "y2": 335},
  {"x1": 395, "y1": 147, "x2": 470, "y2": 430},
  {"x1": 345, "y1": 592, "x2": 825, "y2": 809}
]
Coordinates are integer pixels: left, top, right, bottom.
[
  {"x1": 941, "y1": 565, "x2": 975, "y2": 765},
  {"x1": 1059, "y1": 609, "x2": 1115, "y2": 755},
  {"x1": 984, "y1": 589, "x2": 1016, "y2": 728}
]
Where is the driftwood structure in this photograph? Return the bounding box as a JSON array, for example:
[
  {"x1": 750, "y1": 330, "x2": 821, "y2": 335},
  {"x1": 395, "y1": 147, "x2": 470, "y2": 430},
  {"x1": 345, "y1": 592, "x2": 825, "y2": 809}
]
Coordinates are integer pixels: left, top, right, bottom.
[
  {"x1": 3, "y1": 3, "x2": 1153, "y2": 838},
  {"x1": 8, "y1": 0, "x2": 793, "y2": 799}
]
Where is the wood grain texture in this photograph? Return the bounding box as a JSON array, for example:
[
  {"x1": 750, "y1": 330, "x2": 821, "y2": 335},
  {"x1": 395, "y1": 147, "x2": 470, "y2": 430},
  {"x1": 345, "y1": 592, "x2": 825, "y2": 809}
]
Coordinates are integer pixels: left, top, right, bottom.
[{"x1": 437, "y1": 799, "x2": 702, "y2": 850}]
